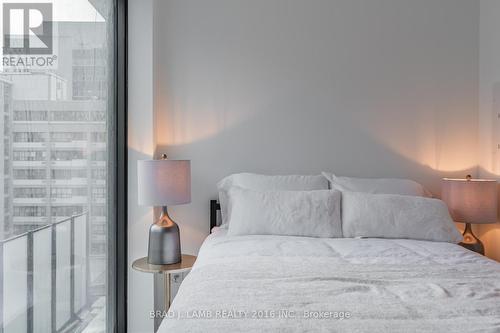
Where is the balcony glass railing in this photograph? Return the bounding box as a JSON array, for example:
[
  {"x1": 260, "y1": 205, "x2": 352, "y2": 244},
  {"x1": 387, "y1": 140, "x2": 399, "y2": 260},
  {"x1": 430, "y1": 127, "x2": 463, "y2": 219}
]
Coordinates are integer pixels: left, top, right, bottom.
[{"x1": 0, "y1": 212, "x2": 90, "y2": 332}]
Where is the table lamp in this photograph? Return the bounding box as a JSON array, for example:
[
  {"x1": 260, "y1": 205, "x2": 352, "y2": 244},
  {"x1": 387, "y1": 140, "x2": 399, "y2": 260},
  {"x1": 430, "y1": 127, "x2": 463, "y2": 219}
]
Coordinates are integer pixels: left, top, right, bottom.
[
  {"x1": 137, "y1": 154, "x2": 191, "y2": 264},
  {"x1": 441, "y1": 176, "x2": 498, "y2": 255}
]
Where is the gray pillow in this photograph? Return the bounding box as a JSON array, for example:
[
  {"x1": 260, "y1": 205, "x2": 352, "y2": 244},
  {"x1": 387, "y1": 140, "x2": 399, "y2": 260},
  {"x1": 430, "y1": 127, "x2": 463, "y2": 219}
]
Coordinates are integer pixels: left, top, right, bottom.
[
  {"x1": 227, "y1": 188, "x2": 342, "y2": 238},
  {"x1": 342, "y1": 191, "x2": 462, "y2": 243},
  {"x1": 217, "y1": 173, "x2": 329, "y2": 227}
]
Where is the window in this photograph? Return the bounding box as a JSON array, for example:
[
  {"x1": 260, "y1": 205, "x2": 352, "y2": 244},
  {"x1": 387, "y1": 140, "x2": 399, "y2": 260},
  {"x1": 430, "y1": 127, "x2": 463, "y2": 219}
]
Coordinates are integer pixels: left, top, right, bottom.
[
  {"x1": 92, "y1": 188, "x2": 106, "y2": 199},
  {"x1": 49, "y1": 111, "x2": 106, "y2": 122},
  {"x1": 72, "y1": 51, "x2": 108, "y2": 101},
  {"x1": 13, "y1": 206, "x2": 46, "y2": 217},
  {"x1": 14, "y1": 188, "x2": 47, "y2": 198},
  {"x1": 13, "y1": 150, "x2": 46, "y2": 161},
  {"x1": 51, "y1": 206, "x2": 83, "y2": 217},
  {"x1": 50, "y1": 132, "x2": 87, "y2": 142},
  {"x1": 51, "y1": 169, "x2": 87, "y2": 179},
  {"x1": 91, "y1": 150, "x2": 107, "y2": 161},
  {"x1": 51, "y1": 187, "x2": 88, "y2": 198},
  {"x1": 50, "y1": 111, "x2": 89, "y2": 122},
  {"x1": 0, "y1": 1, "x2": 126, "y2": 331},
  {"x1": 13, "y1": 169, "x2": 46, "y2": 179},
  {"x1": 13, "y1": 110, "x2": 48, "y2": 121},
  {"x1": 13, "y1": 224, "x2": 45, "y2": 235},
  {"x1": 91, "y1": 242, "x2": 107, "y2": 255},
  {"x1": 51, "y1": 150, "x2": 86, "y2": 160},
  {"x1": 13, "y1": 132, "x2": 47, "y2": 142},
  {"x1": 92, "y1": 168, "x2": 107, "y2": 179},
  {"x1": 91, "y1": 132, "x2": 107, "y2": 142},
  {"x1": 91, "y1": 111, "x2": 106, "y2": 122},
  {"x1": 50, "y1": 188, "x2": 72, "y2": 198},
  {"x1": 92, "y1": 205, "x2": 106, "y2": 217},
  {"x1": 92, "y1": 222, "x2": 106, "y2": 235}
]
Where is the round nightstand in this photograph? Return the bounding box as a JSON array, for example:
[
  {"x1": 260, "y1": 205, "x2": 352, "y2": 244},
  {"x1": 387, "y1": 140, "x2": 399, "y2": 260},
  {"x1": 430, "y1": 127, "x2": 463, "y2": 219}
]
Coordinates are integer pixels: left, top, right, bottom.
[
  {"x1": 132, "y1": 254, "x2": 197, "y2": 274},
  {"x1": 132, "y1": 255, "x2": 197, "y2": 332}
]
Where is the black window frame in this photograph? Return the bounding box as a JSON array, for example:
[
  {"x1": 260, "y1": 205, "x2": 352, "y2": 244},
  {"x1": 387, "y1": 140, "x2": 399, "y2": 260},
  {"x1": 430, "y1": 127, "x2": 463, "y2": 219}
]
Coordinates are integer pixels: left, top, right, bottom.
[{"x1": 112, "y1": 0, "x2": 128, "y2": 332}]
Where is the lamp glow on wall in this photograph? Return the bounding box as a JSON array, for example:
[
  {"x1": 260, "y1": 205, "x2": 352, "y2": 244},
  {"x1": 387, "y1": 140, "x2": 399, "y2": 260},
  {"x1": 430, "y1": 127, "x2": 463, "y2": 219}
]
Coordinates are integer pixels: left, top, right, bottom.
[
  {"x1": 442, "y1": 176, "x2": 498, "y2": 255},
  {"x1": 137, "y1": 154, "x2": 191, "y2": 264}
]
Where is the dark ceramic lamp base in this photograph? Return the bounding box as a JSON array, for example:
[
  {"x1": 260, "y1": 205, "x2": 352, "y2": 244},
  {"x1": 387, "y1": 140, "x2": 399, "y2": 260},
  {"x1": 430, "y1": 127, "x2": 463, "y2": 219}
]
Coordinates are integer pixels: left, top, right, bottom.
[
  {"x1": 147, "y1": 206, "x2": 181, "y2": 265},
  {"x1": 459, "y1": 223, "x2": 484, "y2": 255}
]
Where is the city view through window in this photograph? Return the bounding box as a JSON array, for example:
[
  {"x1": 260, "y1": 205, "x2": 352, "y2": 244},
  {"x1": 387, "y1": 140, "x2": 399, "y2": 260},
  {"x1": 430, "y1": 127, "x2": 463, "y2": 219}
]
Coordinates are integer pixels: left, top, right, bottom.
[{"x1": 0, "y1": 1, "x2": 115, "y2": 332}]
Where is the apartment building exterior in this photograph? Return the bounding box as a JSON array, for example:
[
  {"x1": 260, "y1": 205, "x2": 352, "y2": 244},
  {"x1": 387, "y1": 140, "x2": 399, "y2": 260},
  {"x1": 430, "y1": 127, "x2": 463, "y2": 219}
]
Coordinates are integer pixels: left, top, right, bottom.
[
  {"x1": 0, "y1": 78, "x2": 13, "y2": 241},
  {"x1": 3, "y1": 75, "x2": 107, "y2": 286},
  {"x1": 0, "y1": 4, "x2": 114, "y2": 331},
  {"x1": 1, "y1": 22, "x2": 109, "y2": 293}
]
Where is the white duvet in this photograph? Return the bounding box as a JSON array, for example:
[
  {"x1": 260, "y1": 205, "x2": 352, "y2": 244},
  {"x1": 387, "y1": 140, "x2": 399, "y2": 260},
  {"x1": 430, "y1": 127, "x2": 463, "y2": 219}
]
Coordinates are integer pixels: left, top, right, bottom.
[{"x1": 159, "y1": 229, "x2": 500, "y2": 332}]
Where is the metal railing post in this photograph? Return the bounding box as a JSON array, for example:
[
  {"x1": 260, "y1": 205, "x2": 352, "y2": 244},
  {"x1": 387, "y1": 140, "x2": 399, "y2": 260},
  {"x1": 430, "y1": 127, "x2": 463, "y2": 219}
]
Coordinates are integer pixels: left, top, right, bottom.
[
  {"x1": 86, "y1": 212, "x2": 91, "y2": 310},
  {"x1": 0, "y1": 213, "x2": 87, "y2": 332},
  {"x1": 0, "y1": 241, "x2": 4, "y2": 333},
  {"x1": 27, "y1": 232, "x2": 33, "y2": 333},
  {"x1": 70, "y1": 216, "x2": 75, "y2": 319},
  {"x1": 51, "y1": 223, "x2": 57, "y2": 332}
]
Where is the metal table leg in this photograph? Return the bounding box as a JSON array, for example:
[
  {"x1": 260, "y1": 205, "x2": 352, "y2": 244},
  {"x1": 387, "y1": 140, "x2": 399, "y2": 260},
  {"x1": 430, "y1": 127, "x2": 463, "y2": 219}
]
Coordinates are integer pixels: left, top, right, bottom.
[{"x1": 153, "y1": 272, "x2": 171, "y2": 332}]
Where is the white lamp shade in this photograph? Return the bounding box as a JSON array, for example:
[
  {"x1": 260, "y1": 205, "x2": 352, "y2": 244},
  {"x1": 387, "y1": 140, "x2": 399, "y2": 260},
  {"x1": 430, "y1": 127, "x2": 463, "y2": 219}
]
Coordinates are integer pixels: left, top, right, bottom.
[
  {"x1": 137, "y1": 159, "x2": 191, "y2": 206},
  {"x1": 441, "y1": 178, "x2": 498, "y2": 224}
]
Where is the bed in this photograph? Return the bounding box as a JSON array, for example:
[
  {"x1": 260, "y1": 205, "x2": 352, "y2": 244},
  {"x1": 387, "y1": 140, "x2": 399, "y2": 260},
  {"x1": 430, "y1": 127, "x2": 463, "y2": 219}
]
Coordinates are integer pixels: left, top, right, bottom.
[
  {"x1": 159, "y1": 174, "x2": 500, "y2": 332},
  {"x1": 159, "y1": 227, "x2": 500, "y2": 332}
]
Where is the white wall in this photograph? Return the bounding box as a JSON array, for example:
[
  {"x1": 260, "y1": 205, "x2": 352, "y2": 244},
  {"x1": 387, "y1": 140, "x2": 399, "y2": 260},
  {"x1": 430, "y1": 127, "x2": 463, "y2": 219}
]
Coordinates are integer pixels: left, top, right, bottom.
[
  {"x1": 154, "y1": 0, "x2": 480, "y2": 254},
  {"x1": 479, "y1": 0, "x2": 500, "y2": 261},
  {"x1": 128, "y1": 0, "x2": 156, "y2": 332},
  {"x1": 127, "y1": 1, "x2": 500, "y2": 329}
]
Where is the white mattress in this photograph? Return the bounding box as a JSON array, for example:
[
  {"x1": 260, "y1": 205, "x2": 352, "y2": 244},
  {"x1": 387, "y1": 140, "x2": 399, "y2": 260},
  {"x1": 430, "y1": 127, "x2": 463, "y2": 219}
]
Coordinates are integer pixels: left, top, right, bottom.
[{"x1": 159, "y1": 229, "x2": 500, "y2": 332}]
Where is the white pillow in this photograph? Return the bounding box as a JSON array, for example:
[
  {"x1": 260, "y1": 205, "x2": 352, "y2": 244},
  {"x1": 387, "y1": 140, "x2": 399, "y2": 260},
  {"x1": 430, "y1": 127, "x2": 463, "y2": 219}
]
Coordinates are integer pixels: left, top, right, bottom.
[
  {"x1": 322, "y1": 172, "x2": 432, "y2": 197},
  {"x1": 341, "y1": 191, "x2": 462, "y2": 243},
  {"x1": 217, "y1": 173, "x2": 329, "y2": 227},
  {"x1": 226, "y1": 188, "x2": 342, "y2": 238}
]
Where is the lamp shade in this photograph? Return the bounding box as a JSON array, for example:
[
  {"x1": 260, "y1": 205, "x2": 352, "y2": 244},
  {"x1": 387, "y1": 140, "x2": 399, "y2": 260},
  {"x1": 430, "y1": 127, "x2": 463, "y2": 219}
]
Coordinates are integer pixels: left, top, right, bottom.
[
  {"x1": 137, "y1": 159, "x2": 191, "y2": 206},
  {"x1": 441, "y1": 178, "x2": 497, "y2": 224}
]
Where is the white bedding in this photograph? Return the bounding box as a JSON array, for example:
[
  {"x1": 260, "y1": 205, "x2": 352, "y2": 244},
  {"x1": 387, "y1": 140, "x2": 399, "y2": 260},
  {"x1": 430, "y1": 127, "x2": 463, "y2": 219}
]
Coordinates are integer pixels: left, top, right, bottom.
[{"x1": 159, "y1": 229, "x2": 500, "y2": 332}]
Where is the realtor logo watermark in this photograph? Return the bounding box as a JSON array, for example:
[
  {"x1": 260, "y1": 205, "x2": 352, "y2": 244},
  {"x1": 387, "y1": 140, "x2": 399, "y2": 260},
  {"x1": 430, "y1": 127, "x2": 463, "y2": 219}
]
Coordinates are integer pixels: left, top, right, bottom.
[{"x1": 2, "y1": 2, "x2": 57, "y2": 68}]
